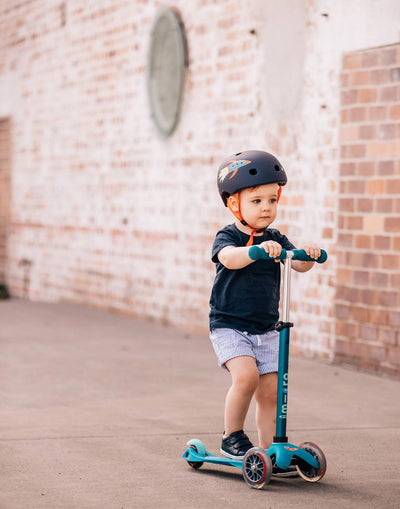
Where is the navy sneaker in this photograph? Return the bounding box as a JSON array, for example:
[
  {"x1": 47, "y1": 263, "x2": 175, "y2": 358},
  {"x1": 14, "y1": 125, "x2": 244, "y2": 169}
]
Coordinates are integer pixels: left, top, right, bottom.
[{"x1": 220, "y1": 430, "x2": 254, "y2": 459}]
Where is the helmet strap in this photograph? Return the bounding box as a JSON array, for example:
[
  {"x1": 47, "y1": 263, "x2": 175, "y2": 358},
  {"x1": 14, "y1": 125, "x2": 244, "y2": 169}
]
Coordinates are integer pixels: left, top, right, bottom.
[
  {"x1": 227, "y1": 193, "x2": 266, "y2": 247},
  {"x1": 226, "y1": 186, "x2": 283, "y2": 246}
]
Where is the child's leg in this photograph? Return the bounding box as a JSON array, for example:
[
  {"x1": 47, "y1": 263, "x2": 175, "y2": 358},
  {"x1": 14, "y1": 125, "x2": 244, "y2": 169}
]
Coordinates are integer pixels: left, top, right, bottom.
[
  {"x1": 224, "y1": 355, "x2": 260, "y2": 436},
  {"x1": 254, "y1": 372, "x2": 278, "y2": 448}
]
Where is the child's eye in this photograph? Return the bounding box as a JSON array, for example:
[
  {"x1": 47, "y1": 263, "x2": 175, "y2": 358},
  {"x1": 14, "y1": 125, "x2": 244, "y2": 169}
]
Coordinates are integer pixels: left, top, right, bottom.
[
  {"x1": 252, "y1": 199, "x2": 261, "y2": 204},
  {"x1": 269, "y1": 198, "x2": 277, "y2": 204}
]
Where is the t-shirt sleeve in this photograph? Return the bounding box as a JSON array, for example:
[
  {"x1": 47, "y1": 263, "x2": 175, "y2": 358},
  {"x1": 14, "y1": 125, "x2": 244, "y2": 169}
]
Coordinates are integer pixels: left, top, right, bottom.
[
  {"x1": 277, "y1": 232, "x2": 296, "y2": 251},
  {"x1": 211, "y1": 227, "x2": 240, "y2": 263}
]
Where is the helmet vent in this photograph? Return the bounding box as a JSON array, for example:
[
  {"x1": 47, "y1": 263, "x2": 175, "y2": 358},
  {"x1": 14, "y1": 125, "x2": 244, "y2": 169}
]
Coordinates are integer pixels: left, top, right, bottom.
[
  {"x1": 274, "y1": 165, "x2": 281, "y2": 171},
  {"x1": 249, "y1": 168, "x2": 257, "y2": 175}
]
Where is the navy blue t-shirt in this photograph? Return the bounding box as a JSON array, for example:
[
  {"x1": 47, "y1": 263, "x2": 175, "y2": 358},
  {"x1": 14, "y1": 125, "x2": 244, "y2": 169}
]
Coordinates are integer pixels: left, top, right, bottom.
[{"x1": 209, "y1": 224, "x2": 296, "y2": 334}]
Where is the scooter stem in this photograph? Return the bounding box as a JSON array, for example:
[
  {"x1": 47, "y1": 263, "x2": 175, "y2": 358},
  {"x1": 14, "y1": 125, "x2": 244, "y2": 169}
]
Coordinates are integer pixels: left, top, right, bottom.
[
  {"x1": 274, "y1": 252, "x2": 294, "y2": 442},
  {"x1": 281, "y1": 251, "x2": 293, "y2": 322}
]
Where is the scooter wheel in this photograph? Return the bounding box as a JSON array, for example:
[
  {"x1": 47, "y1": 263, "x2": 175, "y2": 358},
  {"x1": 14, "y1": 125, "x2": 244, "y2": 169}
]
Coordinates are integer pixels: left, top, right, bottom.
[
  {"x1": 242, "y1": 448, "x2": 272, "y2": 489},
  {"x1": 187, "y1": 445, "x2": 204, "y2": 469},
  {"x1": 185, "y1": 439, "x2": 206, "y2": 470},
  {"x1": 295, "y1": 442, "x2": 327, "y2": 482}
]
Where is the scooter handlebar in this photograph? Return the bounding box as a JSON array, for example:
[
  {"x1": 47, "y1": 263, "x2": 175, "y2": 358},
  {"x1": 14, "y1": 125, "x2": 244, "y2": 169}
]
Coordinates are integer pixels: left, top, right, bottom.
[{"x1": 248, "y1": 246, "x2": 328, "y2": 264}]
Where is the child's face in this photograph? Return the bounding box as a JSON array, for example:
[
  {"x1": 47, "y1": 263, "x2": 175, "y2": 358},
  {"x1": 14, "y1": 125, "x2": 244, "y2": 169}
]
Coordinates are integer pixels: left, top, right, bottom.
[{"x1": 237, "y1": 183, "x2": 279, "y2": 229}]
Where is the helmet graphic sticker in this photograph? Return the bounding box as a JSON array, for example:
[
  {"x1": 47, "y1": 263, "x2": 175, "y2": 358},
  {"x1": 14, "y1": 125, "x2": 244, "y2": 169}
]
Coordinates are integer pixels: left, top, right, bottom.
[{"x1": 218, "y1": 159, "x2": 251, "y2": 183}]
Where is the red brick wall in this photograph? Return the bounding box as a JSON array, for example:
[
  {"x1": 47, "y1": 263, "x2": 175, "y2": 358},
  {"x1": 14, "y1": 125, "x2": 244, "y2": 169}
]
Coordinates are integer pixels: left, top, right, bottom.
[
  {"x1": 336, "y1": 43, "x2": 400, "y2": 377},
  {"x1": 0, "y1": 119, "x2": 11, "y2": 282}
]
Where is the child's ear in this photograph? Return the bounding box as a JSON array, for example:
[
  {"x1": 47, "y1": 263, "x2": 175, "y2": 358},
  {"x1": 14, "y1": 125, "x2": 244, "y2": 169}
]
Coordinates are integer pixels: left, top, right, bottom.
[{"x1": 227, "y1": 194, "x2": 239, "y2": 212}]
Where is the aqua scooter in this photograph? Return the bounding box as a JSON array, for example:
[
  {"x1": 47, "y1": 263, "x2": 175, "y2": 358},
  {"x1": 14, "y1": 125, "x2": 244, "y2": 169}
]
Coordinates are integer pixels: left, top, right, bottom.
[{"x1": 183, "y1": 247, "x2": 328, "y2": 489}]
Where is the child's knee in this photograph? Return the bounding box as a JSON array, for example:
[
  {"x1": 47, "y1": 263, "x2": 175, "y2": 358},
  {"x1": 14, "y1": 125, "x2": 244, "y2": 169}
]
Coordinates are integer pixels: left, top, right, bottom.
[{"x1": 233, "y1": 370, "x2": 259, "y2": 395}]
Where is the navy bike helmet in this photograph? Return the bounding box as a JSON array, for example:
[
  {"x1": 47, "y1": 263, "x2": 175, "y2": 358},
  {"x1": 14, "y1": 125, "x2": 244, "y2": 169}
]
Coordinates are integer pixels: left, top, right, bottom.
[{"x1": 217, "y1": 150, "x2": 287, "y2": 206}]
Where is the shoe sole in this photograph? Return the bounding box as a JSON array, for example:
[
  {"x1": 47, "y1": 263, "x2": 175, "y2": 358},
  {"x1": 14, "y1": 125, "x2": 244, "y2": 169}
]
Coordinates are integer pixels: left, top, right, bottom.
[{"x1": 220, "y1": 448, "x2": 246, "y2": 460}]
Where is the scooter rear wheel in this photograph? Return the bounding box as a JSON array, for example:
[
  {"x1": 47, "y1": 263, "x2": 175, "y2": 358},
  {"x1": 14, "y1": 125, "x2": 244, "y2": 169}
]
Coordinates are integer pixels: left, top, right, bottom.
[
  {"x1": 242, "y1": 448, "x2": 272, "y2": 489},
  {"x1": 295, "y1": 442, "x2": 326, "y2": 482}
]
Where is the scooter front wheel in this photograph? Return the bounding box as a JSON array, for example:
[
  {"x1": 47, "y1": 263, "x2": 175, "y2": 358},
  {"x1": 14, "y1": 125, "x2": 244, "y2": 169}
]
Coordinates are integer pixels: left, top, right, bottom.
[
  {"x1": 185, "y1": 439, "x2": 206, "y2": 469},
  {"x1": 295, "y1": 442, "x2": 326, "y2": 482},
  {"x1": 242, "y1": 448, "x2": 272, "y2": 489}
]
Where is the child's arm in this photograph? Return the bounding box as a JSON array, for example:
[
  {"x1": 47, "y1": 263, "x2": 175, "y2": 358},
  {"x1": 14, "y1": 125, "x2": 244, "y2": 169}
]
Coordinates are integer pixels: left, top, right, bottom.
[
  {"x1": 291, "y1": 242, "x2": 321, "y2": 273},
  {"x1": 218, "y1": 241, "x2": 282, "y2": 270}
]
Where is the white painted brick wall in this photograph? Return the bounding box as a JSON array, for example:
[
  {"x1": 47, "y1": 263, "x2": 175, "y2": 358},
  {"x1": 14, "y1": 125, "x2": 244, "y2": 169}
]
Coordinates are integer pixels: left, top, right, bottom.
[{"x1": 1, "y1": 0, "x2": 399, "y2": 360}]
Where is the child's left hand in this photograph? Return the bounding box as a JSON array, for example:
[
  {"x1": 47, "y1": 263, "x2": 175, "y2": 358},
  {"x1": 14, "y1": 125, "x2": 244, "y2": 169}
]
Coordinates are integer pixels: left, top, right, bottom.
[{"x1": 300, "y1": 242, "x2": 321, "y2": 261}]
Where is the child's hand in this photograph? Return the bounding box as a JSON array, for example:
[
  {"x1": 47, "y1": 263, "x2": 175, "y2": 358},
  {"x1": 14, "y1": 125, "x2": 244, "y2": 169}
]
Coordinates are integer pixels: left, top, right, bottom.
[
  {"x1": 260, "y1": 241, "x2": 282, "y2": 262},
  {"x1": 300, "y1": 242, "x2": 321, "y2": 261}
]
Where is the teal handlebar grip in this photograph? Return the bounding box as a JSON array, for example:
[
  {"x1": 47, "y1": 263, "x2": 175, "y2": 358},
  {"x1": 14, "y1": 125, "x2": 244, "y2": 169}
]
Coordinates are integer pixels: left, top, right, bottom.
[{"x1": 248, "y1": 246, "x2": 328, "y2": 264}]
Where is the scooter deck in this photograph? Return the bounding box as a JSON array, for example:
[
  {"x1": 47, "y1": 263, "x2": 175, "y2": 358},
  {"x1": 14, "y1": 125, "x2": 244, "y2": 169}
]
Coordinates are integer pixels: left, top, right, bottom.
[
  {"x1": 183, "y1": 439, "x2": 243, "y2": 469},
  {"x1": 183, "y1": 439, "x2": 319, "y2": 471}
]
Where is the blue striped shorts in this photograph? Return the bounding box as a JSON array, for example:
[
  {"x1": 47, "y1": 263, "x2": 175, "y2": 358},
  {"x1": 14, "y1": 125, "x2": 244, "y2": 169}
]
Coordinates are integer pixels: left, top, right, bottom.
[{"x1": 209, "y1": 328, "x2": 279, "y2": 375}]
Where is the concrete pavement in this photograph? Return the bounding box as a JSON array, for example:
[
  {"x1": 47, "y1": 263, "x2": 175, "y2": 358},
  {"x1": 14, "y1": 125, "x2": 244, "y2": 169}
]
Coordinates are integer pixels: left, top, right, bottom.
[{"x1": 0, "y1": 300, "x2": 399, "y2": 508}]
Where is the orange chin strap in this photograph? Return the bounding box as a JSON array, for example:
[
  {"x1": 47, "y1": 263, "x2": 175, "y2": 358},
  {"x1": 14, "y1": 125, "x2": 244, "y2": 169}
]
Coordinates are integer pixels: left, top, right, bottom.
[{"x1": 227, "y1": 185, "x2": 282, "y2": 247}]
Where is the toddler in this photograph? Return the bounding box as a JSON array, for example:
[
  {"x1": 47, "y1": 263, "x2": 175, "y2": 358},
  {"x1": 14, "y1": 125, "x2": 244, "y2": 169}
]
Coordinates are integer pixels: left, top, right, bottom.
[{"x1": 209, "y1": 150, "x2": 321, "y2": 476}]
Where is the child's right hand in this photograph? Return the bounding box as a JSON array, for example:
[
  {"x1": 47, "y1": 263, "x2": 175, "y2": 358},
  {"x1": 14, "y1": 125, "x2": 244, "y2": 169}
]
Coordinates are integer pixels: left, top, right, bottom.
[{"x1": 259, "y1": 241, "x2": 282, "y2": 262}]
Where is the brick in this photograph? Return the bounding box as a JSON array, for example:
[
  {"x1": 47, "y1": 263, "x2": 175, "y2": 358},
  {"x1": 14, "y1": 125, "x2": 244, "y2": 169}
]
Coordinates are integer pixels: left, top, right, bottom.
[
  {"x1": 359, "y1": 289, "x2": 378, "y2": 306},
  {"x1": 358, "y1": 88, "x2": 377, "y2": 103},
  {"x1": 369, "y1": 345, "x2": 386, "y2": 363},
  {"x1": 385, "y1": 178, "x2": 400, "y2": 194},
  {"x1": 369, "y1": 105, "x2": 387, "y2": 121},
  {"x1": 338, "y1": 232, "x2": 353, "y2": 247},
  {"x1": 381, "y1": 253, "x2": 400, "y2": 270},
  {"x1": 340, "y1": 162, "x2": 356, "y2": 176},
  {"x1": 380, "y1": 85, "x2": 398, "y2": 102},
  {"x1": 361, "y1": 50, "x2": 380, "y2": 68},
  {"x1": 378, "y1": 123, "x2": 397, "y2": 139},
  {"x1": 346, "y1": 215, "x2": 363, "y2": 230},
  {"x1": 353, "y1": 270, "x2": 370, "y2": 286},
  {"x1": 343, "y1": 52, "x2": 362, "y2": 69},
  {"x1": 339, "y1": 197, "x2": 355, "y2": 212},
  {"x1": 378, "y1": 160, "x2": 394, "y2": 175},
  {"x1": 341, "y1": 144, "x2": 366, "y2": 159},
  {"x1": 340, "y1": 125, "x2": 359, "y2": 141},
  {"x1": 376, "y1": 198, "x2": 393, "y2": 213},
  {"x1": 351, "y1": 70, "x2": 370, "y2": 86},
  {"x1": 381, "y1": 48, "x2": 397, "y2": 66},
  {"x1": 335, "y1": 303, "x2": 350, "y2": 320},
  {"x1": 366, "y1": 179, "x2": 384, "y2": 194},
  {"x1": 370, "y1": 68, "x2": 390, "y2": 85},
  {"x1": 393, "y1": 236, "x2": 400, "y2": 250},
  {"x1": 371, "y1": 272, "x2": 389, "y2": 289},
  {"x1": 389, "y1": 104, "x2": 400, "y2": 120},
  {"x1": 359, "y1": 125, "x2": 376, "y2": 139},
  {"x1": 357, "y1": 198, "x2": 373, "y2": 213},
  {"x1": 373, "y1": 235, "x2": 391, "y2": 250},
  {"x1": 356, "y1": 161, "x2": 375, "y2": 176},
  {"x1": 337, "y1": 268, "x2": 352, "y2": 284},
  {"x1": 360, "y1": 324, "x2": 378, "y2": 342},
  {"x1": 390, "y1": 67, "x2": 400, "y2": 82},
  {"x1": 388, "y1": 347, "x2": 400, "y2": 366},
  {"x1": 354, "y1": 234, "x2": 371, "y2": 249},
  {"x1": 348, "y1": 179, "x2": 366, "y2": 194},
  {"x1": 363, "y1": 215, "x2": 383, "y2": 232},
  {"x1": 380, "y1": 329, "x2": 397, "y2": 346},
  {"x1": 384, "y1": 217, "x2": 400, "y2": 233},
  {"x1": 349, "y1": 106, "x2": 368, "y2": 122},
  {"x1": 341, "y1": 89, "x2": 358, "y2": 106}
]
